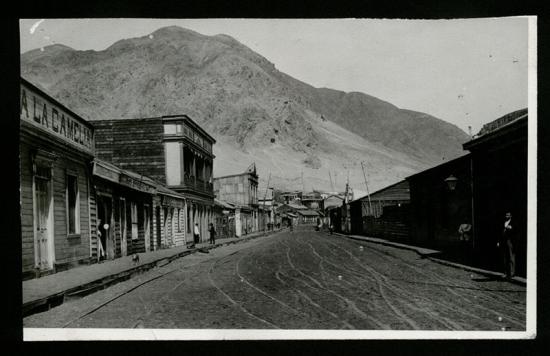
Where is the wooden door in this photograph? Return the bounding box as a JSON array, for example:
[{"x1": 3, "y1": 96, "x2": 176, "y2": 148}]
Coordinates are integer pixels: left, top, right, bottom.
[{"x1": 35, "y1": 176, "x2": 53, "y2": 270}]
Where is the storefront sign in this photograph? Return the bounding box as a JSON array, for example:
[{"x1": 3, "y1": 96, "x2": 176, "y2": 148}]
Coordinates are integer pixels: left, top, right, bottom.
[
  {"x1": 93, "y1": 162, "x2": 120, "y2": 182},
  {"x1": 120, "y1": 174, "x2": 156, "y2": 194},
  {"x1": 161, "y1": 195, "x2": 185, "y2": 208},
  {"x1": 20, "y1": 83, "x2": 94, "y2": 154}
]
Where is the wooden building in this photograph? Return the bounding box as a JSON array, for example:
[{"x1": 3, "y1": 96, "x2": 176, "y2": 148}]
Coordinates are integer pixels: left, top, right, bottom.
[
  {"x1": 406, "y1": 155, "x2": 472, "y2": 248},
  {"x1": 153, "y1": 185, "x2": 187, "y2": 249},
  {"x1": 92, "y1": 115, "x2": 216, "y2": 243},
  {"x1": 90, "y1": 159, "x2": 157, "y2": 261},
  {"x1": 20, "y1": 78, "x2": 95, "y2": 279},
  {"x1": 301, "y1": 192, "x2": 324, "y2": 211},
  {"x1": 463, "y1": 108, "x2": 528, "y2": 277},
  {"x1": 349, "y1": 180, "x2": 411, "y2": 240},
  {"x1": 213, "y1": 163, "x2": 260, "y2": 237},
  {"x1": 296, "y1": 209, "x2": 321, "y2": 224},
  {"x1": 213, "y1": 199, "x2": 236, "y2": 239}
]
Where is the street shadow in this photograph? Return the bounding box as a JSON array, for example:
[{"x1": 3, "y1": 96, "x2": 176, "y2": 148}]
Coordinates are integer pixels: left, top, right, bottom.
[
  {"x1": 471, "y1": 276, "x2": 502, "y2": 282},
  {"x1": 394, "y1": 279, "x2": 525, "y2": 293}
]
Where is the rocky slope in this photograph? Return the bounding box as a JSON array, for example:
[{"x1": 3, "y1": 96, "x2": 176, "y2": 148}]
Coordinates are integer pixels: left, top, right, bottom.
[{"x1": 21, "y1": 26, "x2": 470, "y2": 192}]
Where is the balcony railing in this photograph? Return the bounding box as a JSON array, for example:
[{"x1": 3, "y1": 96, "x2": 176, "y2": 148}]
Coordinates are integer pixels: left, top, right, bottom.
[{"x1": 177, "y1": 175, "x2": 213, "y2": 195}]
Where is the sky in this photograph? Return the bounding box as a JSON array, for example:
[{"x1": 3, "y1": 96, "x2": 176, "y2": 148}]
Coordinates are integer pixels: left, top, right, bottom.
[{"x1": 19, "y1": 18, "x2": 531, "y2": 134}]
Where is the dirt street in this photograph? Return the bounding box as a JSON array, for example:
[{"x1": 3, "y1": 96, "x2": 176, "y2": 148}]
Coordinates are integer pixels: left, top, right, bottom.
[{"x1": 24, "y1": 227, "x2": 526, "y2": 330}]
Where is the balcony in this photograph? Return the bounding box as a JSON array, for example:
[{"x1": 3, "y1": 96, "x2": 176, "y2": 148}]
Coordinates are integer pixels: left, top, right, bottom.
[{"x1": 170, "y1": 174, "x2": 214, "y2": 196}]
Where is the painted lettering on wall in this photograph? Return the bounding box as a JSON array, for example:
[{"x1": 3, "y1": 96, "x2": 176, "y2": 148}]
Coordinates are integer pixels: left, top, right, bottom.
[{"x1": 20, "y1": 84, "x2": 94, "y2": 154}]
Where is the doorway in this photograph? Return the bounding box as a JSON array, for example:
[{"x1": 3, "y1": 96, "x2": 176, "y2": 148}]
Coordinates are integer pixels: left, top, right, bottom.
[
  {"x1": 97, "y1": 196, "x2": 114, "y2": 260},
  {"x1": 34, "y1": 169, "x2": 54, "y2": 271},
  {"x1": 156, "y1": 206, "x2": 162, "y2": 249},
  {"x1": 119, "y1": 198, "x2": 127, "y2": 256}
]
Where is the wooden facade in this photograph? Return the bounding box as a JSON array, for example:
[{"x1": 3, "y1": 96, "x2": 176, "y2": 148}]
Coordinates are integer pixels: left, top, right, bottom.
[
  {"x1": 20, "y1": 78, "x2": 95, "y2": 279},
  {"x1": 407, "y1": 155, "x2": 472, "y2": 248},
  {"x1": 463, "y1": 109, "x2": 528, "y2": 277},
  {"x1": 213, "y1": 164, "x2": 260, "y2": 236},
  {"x1": 91, "y1": 159, "x2": 157, "y2": 261},
  {"x1": 349, "y1": 180, "x2": 411, "y2": 239},
  {"x1": 92, "y1": 115, "x2": 216, "y2": 243}
]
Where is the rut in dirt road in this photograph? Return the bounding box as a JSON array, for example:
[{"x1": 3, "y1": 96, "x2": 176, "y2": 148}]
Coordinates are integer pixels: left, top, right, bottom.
[{"x1": 23, "y1": 229, "x2": 526, "y2": 330}]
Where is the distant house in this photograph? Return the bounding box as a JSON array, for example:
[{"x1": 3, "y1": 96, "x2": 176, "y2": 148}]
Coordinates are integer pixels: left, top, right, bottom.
[
  {"x1": 280, "y1": 191, "x2": 302, "y2": 204},
  {"x1": 213, "y1": 199, "x2": 236, "y2": 239},
  {"x1": 301, "y1": 191, "x2": 324, "y2": 211},
  {"x1": 213, "y1": 163, "x2": 264, "y2": 237},
  {"x1": 324, "y1": 194, "x2": 344, "y2": 231},
  {"x1": 296, "y1": 209, "x2": 321, "y2": 224},
  {"x1": 349, "y1": 180, "x2": 411, "y2": 239}
]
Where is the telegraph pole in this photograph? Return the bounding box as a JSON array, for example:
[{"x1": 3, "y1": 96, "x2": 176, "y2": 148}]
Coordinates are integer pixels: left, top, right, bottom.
[
  {"x1": 328, "y1": 170, "x2": 335, "y2": 192},
  {"x1": 262, "y1": 172, "x2": 271, "y2": 231},
  {"x1": 360, "y1": 161, "x2": 373, "y2": 213}
]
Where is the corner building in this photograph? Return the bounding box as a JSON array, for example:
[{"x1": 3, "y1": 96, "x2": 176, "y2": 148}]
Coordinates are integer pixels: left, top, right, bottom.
[
  {"x1": 20, "y1": 78, "x2": 95, "y2": 279},
  {"x1": 92, "y1": 115, "x2": 216, "y2": 242}
]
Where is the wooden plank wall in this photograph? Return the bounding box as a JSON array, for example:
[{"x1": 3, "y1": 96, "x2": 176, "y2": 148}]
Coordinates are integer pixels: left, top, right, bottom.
[
  {"x1": 93, "y1": 119, "x2": 166, "y2": 184},
  {"x1": 20, "y1": 142, "x2": 36, "y2": 273},
  {"x1": 21, "y1": 136, "x2": 92, "y2": 275}
]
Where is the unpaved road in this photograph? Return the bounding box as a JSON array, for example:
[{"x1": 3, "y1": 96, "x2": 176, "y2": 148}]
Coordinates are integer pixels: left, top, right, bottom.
[{"x1": 24, "y1": 227, "x2": 526, "y2": 330}]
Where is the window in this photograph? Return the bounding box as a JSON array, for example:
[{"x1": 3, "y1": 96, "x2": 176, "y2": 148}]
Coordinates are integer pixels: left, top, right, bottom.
[
  {"x1": 164, "y1": 123, "x2": 182, "y2": 135},
  {"x1": 165, "y1": 142, "x2": 182, "y2": 185},
  {"x1": 131, "y1": 202, "x2": 138, "y2": 240},
  {"x1": 67, "y1": 174, "x2": 80, "y2": 234}
]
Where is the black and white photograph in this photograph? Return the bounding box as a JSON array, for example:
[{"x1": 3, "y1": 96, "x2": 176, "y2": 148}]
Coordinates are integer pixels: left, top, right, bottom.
[{"x1": 18, "y1": 17, "x2": 536, "y2": 340}]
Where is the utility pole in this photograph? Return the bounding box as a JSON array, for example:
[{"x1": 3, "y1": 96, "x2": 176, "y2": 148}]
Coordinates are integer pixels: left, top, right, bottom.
[
  {"x1": 328, "y1": 170, "x2": 335, "y2": 192},
  {"x1": 263, "y1": 172, "x2": 271, "y2": 231},
  {"x1": 360, "y1": 161, "x2": 373, "y2": 213},
  {"x1": 301, "y1": 170, "x2": 305, "y2": 193}
]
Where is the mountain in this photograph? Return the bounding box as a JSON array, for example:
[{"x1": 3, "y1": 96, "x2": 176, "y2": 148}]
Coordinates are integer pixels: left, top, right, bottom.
[{"x1": 20, "y1": 25, "x2": 470, "y2": 192}]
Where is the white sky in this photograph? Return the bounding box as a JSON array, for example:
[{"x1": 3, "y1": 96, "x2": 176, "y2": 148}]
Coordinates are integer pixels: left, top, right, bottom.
[{"x1": 19, "y1": 18, "x2": 530, "y2": 134}]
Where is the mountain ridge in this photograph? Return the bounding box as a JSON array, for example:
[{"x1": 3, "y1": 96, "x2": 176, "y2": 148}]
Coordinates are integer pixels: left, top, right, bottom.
[{"x1": 21, "y1": 25, "x2": 470, "y2": 192}]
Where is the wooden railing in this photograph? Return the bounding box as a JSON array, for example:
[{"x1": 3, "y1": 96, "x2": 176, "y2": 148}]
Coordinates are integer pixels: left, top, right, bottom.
[{"x1": 180, "y1": 175, "x2": 213, "y2": 194}]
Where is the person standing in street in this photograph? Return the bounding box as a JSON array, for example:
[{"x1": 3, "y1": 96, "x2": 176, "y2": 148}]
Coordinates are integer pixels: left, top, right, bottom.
[
  {"x1": 497, "y1": 211, "x2": 516, "y2": 279},
  {"x1": 193, "y1": 222, "x2": 200, "y2": 245},
  {"x1": 209, "y1": 223, "x2": 217, "y2": 245}
]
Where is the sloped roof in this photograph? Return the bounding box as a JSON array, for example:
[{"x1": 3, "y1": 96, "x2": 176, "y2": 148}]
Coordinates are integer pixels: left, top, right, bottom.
[
  {"x1": 214, "y1": 199, "x2": 236, "y2": 210},
  {"x1": 297, "y1": 210, "x2": 320, "y2": 217},
  {"x1": 287, "y1": 202, "x2": 308, "y2": 210},
  {"x1": 476, "y1": 108, "x2": 527, "y2": 137}
]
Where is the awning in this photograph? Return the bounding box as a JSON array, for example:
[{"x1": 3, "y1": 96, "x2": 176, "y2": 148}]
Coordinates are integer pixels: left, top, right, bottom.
[{"x1": 92, "y1": 159, "x2": 157, "y2": 194}]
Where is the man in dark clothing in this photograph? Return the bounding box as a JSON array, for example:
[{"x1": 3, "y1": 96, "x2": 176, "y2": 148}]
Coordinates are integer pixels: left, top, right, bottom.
[
  {"x1": 209, "y1": 223, "x2": 217, "y2": 245},
  {"x1": 497, "y1": 212, "x2": 516, "y2": 279}
]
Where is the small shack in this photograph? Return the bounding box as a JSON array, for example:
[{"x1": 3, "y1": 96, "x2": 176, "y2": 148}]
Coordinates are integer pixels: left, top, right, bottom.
[{"x1": 349, "y1": 180, "x2": 411, "y2": 240}]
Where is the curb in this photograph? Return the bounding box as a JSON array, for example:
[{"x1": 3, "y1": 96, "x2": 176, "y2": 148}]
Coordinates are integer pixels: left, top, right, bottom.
[
  {"x1": 333, "y1": 233, "x2": 527, "y2": 287},
  {"x1": 23, "y1": 229, "x2": 282, "y2": 318}
]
